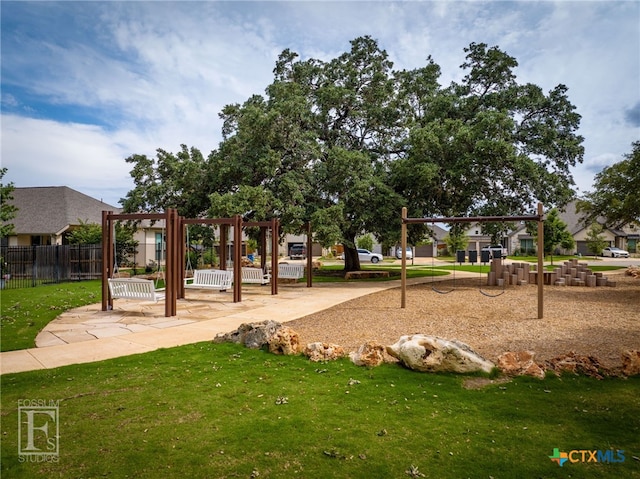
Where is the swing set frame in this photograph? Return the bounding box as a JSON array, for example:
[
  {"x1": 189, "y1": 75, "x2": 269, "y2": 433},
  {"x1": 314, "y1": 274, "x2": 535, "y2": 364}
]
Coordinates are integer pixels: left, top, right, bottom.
[{"x1": 400, "y1": 203, "x2": 545, "y2": 319}]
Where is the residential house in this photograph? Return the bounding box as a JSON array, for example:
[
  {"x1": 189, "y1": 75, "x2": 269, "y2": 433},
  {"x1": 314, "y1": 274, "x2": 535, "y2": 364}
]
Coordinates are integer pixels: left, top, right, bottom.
[
  {"x1": 505, "y1": 200, "x2": 637, "y2": 256},
  {"x1": 2, "y1": 186, "x2": 121, "y2": 246}
]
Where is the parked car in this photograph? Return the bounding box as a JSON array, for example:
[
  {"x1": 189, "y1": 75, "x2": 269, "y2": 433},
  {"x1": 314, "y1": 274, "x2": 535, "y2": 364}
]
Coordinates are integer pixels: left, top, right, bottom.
[
  {"x1": 602, "y1": 247, "x2": 629, "y2": 258},
  {"x1": 395, "y1": 246, "x2": 413, "y2": 260},
  {"x1": 288, "y1": 244, "x2": 307, "y2": 260},
  {"x1": 481, "y1": 245, "x2": 507, "y2": 259},
  {"x1": 340, "y1": 249, "x2": 384, "y2": 264}
]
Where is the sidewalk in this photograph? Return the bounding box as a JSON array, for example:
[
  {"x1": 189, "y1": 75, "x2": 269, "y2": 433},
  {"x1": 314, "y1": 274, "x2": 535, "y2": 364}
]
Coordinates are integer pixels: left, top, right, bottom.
[{"x1": 1, "y1": 275, "x2": 457, "y2": 375}]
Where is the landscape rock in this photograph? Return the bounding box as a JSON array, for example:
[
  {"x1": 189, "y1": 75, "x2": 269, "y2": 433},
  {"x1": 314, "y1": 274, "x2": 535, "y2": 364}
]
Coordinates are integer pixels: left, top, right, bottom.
[
  {"x1": 349, "y1": 341, "x2": 385, "y2": 367},
  {"x1": 268, "y1": 326, "x2": 302, "y2": 355},
  {"x1": 497, "y1": 351, "x2": 545, "y2": 379},
  {"x1": 213, "y1": 320, "x2": 282, "y2": 349},
  {"x1": 625, "y1": 266, "x2": 640, "y2": 279},
  {"x1": 621, "y1": 350, "x2": 640, "y2": 376},
  {"x1": 304, "y1": 342, "x2": 345, "y2": 362},
  {"x1": 547, "y1": 351, "x2": 608, "y2": 379},
  {"x1": 386, "y1": 335, "x2": 495, "y2": 374}
]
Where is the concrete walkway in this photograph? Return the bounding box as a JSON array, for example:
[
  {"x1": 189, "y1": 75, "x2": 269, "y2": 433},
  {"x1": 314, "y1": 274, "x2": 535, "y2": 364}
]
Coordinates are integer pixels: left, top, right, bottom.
[{"x1": 1, "y1": 275, "x2": 457, "y2": 375}]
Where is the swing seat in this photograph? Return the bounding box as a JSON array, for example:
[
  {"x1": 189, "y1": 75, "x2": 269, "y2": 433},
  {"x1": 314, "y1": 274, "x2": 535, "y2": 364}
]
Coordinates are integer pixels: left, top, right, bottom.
[
  {"x1": 241, "y1": 267, "x2": 271, "y2": 285},
  {"x1": 185, "y1": 269, "x2": 233, "y2": 291},
  {"x1": 108, "y1": 278, "x2": 165, "y2": 302},
  {"x1": 277, "y1": 264, "x2": 304, "y2": 280}
]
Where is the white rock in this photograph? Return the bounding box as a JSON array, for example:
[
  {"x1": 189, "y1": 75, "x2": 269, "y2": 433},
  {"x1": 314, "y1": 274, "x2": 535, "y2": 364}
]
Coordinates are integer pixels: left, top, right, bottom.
[{"x1": 386, "y1": 335, "x2": 495, "y2": 374}]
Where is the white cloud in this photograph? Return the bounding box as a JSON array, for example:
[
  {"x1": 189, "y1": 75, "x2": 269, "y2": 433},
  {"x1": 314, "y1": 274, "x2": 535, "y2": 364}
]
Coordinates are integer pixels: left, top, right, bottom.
[
  {"x1": 1, "y1": 115, "x2": 137, "y2": 206},
  {"x1": 1, "y1": 1, "x2": 638, "y2": 205}
]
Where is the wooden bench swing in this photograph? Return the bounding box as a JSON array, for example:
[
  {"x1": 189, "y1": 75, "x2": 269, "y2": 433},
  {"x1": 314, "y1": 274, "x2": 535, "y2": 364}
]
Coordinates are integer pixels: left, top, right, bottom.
[
  {"x1": 107, "y1": 278, "x2": 166, "y2": 303},
  {"x1": 277, "y1": 263, "x2": 305, "y2": 280},
  {"x1": 184, "y1": 269, "x2": 233, "y2": 291}
]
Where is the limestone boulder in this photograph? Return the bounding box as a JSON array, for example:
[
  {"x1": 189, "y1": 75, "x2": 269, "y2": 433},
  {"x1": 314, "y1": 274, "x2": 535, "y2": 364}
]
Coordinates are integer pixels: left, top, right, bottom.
[
  {"x1": 268, "y1": 326, "x2": 302, "y2": 355},
  {"x1": 349, "y1": 341, "x2": 385, "y2": 367},
  {"x1": 497, "y1": 351, "x2": 545, "y2": 379},
  {"x1": 621, "y1": 350, "x2": 640, "y2": 376},
  {"x1": 304, "y1": 342, "x2": 345, "y2": 362},
  {"x1": 386, "y1": 335, "x2": 495, "y2": 374},
  {"x1": 547, "y1": 351, "x2": 608, "y2": 379},
  {"x1": 213, "y1": 320, "x2": 282, "y2": 349}
]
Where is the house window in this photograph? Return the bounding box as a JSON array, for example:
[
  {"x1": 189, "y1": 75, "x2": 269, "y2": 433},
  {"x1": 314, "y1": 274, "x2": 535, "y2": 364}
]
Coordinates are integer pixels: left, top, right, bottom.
[{"x1": 520, "y1": 238, "x2": 534, "y2": 253}]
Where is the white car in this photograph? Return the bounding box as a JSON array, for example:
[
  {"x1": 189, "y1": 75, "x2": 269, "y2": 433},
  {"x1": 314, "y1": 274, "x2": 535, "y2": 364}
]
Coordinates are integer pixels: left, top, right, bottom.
[
  {"x1": 357, "y1": 249, "x2": 383, "y2": 263},
  {"x1": 341, "y1": 249, "x2": 384, "y2": 264},
  {"x1": 602, "y1": 247, "x2": 630, "y2": 258},
  {"x1": 395, "y1": 246, "x2": 413, "y2": 260}
]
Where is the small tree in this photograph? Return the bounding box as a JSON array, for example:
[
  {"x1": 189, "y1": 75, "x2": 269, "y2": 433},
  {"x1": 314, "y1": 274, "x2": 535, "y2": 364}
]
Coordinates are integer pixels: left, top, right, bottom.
[
  {"x1": 443, "y1": 225, "x2": 469, "y2": 257},
  {"x1": 0, "y1": 168, "x2": 17, "y2": 238},
  {"x1": 528, "y1": 208, "x2": 574, "y2": 265},
  {"x1": 67, "y1": 220, "x2": 103, "y2": 245},
  {"x1": 356, "y1": 234, "x2": 374, "y2": 252},
  {"x1": 585, "y1": 222, "x2": 608, "y2": 258}
]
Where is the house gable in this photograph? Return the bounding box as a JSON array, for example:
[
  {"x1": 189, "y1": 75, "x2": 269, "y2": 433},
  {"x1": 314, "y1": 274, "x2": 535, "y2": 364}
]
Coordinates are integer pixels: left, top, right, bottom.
[{"x1": 5, "y1": 186, "x2": 120, "y2": 244}]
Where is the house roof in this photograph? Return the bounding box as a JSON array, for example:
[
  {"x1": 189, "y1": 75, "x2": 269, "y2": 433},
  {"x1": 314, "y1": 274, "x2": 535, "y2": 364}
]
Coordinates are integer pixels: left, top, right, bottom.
[
  {"x1": 5, "y1": 186, "x2": 120, "y2": 236},
  {"x1": 558, "y1": 200, "x2": 593, "y2": 235},
  {"x1": 428, "y1": 224, "x2": 449, "y2": 241}
]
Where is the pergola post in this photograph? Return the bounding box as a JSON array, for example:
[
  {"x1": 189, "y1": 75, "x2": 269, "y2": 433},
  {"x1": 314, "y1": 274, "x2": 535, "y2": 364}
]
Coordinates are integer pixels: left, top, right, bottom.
[
  {"x1": 233, "y1": 215, "x2": 242, "y2": 303},
  {"x1": 401, "y1": 207, "x2": 407, "y2": 308},
  {"x1": 101, "y1": 210, "x2": 112, "y2": 312},
  {"x1": 306, "y1": 222, "x2": 313, "y2": 288},
  {"x1": 271, "y1": 218, "x2": 279, "y2": 295}
]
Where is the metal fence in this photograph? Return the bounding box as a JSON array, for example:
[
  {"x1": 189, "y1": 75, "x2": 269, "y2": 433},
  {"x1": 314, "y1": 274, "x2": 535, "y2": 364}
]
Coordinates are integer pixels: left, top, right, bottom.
[{"x1": 0, "y1": 244, "x2": 103, "y2": 290}]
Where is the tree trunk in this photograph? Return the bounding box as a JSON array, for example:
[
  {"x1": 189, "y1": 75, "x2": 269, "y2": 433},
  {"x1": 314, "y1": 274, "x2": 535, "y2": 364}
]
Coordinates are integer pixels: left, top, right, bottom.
[{"x1": 343, "y1": 244, "x2": 361, "y2": 272}]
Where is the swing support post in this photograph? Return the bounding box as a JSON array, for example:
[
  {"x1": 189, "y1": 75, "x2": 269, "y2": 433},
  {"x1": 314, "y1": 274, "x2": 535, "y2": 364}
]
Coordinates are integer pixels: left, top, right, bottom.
[
  {"x1": 400, "y1": 204, "x2": 545, "y2": 318},
  {"x1": 401, "y1": 207, "x2": 407, "y2": 308},
  {"x1": 101, "y1": 210, "x2": 112, "y2": 312}
]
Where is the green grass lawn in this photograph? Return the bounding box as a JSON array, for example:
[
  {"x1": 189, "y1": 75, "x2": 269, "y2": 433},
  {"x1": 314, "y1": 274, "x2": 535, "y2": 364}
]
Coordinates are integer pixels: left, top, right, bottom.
[
  {"x1": 1, "y1": 276, "x2": 639, "y2": 477},
  {"x1": 2, "y1": 342, "x2": 639, "y2": 478},
  {"x1": 0, "y1": 280, "x2": 102, "y2": 352}
]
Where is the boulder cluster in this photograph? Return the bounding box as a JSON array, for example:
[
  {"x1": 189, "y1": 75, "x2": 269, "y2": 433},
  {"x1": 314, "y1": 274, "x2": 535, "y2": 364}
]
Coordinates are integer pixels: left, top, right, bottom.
[{"x1": 213, "y1": 321, "x2": 640, "y2": 378}]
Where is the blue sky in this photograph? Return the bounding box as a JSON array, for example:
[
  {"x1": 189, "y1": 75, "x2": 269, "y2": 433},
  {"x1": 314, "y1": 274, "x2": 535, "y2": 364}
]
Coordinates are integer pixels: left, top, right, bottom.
[{"x1": 2, "y1": 1, "x2": 639, "y2": 208}]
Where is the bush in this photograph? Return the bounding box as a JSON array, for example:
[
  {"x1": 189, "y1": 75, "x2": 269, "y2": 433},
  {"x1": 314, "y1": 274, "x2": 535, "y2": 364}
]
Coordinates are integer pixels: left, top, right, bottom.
[{"x1": 203, "y1": 249, "x2": 218, "y2": 267}]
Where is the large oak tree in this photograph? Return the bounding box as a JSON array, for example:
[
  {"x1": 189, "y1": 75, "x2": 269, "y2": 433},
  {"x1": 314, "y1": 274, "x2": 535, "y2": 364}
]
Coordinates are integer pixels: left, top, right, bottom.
[{"x1": 122, "y1": 37, "x2": 584, "y2": 271}]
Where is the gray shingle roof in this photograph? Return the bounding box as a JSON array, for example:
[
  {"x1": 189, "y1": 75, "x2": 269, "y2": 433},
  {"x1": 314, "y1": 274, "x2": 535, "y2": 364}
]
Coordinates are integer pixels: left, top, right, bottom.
[
  {"x1": 559, "y1": 200, "x2": 592, "y2": 235},
  {"x1": 5, "y1": 186, "x2": 120, "y2": 235}
]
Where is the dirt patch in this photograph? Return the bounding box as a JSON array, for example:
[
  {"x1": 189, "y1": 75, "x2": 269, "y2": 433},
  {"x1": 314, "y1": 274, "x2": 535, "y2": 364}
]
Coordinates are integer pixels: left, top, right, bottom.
[{"x1": 287, "y1": 272, "x2": 640, "y2": 372}]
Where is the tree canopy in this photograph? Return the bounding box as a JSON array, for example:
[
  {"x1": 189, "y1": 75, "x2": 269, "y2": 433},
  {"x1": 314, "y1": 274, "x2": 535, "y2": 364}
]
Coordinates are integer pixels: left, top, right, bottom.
[
  {"x1": 578, "y1": 141, "x2": 640, "y2": 228},
  {"x1": 122, "y1": 37, "x2": 584, "y2": 271},
  {"x1": 1, "y1": 168, "x2": 18, "y2": 238}
]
